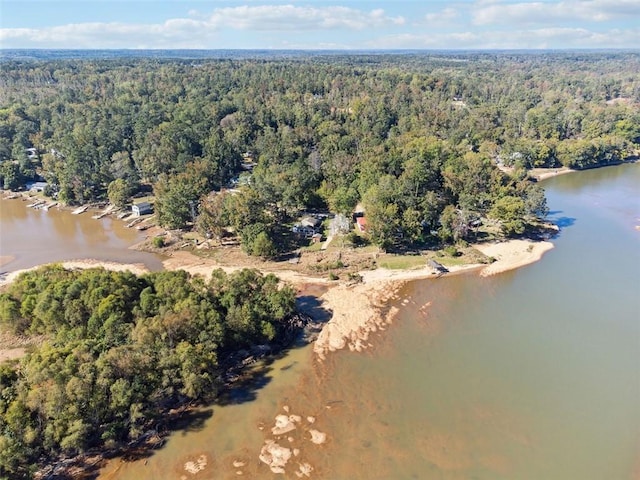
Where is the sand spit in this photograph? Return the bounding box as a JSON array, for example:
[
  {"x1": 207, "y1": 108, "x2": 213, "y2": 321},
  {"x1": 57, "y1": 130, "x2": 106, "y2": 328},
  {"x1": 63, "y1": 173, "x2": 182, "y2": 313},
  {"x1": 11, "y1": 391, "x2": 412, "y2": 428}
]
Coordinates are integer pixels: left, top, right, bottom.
[
  {"x1": 313, "y1": 239, "x2": 553, "y2": 359},
  {"x1": 0, "y1": 259, "x2": 149, "y2": 287},
  {"x1": 474, "y1": 239, "x2": 554, "y2": 277},
  {"x1": 530, "y1": 167, "x2": 574, "y2": 181},
  {"x1": 0, "y1": 239, "x2": 553, "y2": 362},
  {"x1": 162, "y1": 250, "x2": 331, "y2": 287}
]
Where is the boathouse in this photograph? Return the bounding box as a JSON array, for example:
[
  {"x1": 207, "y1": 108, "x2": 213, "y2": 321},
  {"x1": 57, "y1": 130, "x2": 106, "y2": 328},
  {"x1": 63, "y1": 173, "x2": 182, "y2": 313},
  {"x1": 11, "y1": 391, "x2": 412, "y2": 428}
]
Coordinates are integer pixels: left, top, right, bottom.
[{"x1": 132, "y1": 202, "x2": 153, "y2": 217}]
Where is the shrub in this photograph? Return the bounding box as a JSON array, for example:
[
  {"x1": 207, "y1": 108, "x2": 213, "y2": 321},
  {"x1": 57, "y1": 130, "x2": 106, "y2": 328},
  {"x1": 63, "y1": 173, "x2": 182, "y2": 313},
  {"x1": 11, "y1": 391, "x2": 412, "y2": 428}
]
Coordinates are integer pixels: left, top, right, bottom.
[
  {"x1": 444, "y1": 245, "x2": 460, "y2": 257},
  {"x1": 152, "y1": 236, "x2": 165, "y2": 248},
  {"x1": 347, "y1": 273, "x2": 363, "y2": 284}
]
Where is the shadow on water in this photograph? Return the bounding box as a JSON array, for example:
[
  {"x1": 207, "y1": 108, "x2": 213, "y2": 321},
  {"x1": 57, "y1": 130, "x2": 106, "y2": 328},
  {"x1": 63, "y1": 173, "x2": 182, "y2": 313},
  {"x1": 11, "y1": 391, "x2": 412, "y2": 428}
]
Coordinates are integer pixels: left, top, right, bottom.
[
  {"x1": 554, "y1": 216, "x2": 576, "y2": 228},
  {"x1": 547, "y1": 210, "x2": 577, "y2": 229},
  {"x1": 213, "y1": 288, "x2": 333, "y2": 407},
  {"x1": 66, "y1": 409, "x2": 215, "y2": 480},
  {"x1": 71, "y1": 291, "x2": 335, "y2": 479},
  {"x1": 214, "y1": 362, "x2": 275, "y2": 406},
  {"x1": 296, "y1": 294, "x2": 333, "y2": 323}
]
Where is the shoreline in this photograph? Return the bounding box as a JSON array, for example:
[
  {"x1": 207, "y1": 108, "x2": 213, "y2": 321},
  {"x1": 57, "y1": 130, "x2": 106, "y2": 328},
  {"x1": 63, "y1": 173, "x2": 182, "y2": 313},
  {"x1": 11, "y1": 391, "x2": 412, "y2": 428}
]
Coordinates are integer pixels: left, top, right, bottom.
[
  {"x1": 0, "y1": 225, "x2": 555, "y2": 479},
  {"x1": 0, "y1": 238, "x2": 554, "y2": 361},
  {"x1": 0, "y1": 259, "x2": 150, "y2": 288},
  {"x1": 312, "y1": 238, "x2": 553, "y2": 359}
]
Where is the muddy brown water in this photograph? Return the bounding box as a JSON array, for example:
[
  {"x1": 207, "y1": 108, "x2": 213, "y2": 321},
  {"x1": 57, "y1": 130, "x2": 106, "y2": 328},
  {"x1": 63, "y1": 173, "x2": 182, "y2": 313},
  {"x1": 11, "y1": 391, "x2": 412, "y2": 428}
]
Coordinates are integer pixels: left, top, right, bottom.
[
  {"x1": 101, "y1": 164, "x2": 639, "y2": 479},
  {"x1": 0, "y1": 198, "x2": 163, "y2": 272},
  {"x1": 4, "y1": 165, "x2": 640, "y2": 480}
]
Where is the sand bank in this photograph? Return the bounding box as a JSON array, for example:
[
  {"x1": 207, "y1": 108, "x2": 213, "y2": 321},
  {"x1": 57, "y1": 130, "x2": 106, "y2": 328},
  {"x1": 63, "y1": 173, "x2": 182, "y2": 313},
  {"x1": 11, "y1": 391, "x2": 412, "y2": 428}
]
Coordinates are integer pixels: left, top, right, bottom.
[
  {"x1": 474, "y1": 239, "x2": 554, "y2": 277},
  {"x1": 0, "y1": 238, "x2": 553, "y2": 361},
  {"x1": 530, "y1": 167, "x2": 574, "y2": 181},
  {"x1": 0, "y1": 259, "x2": 149, "y2": 287},
  {"x1": 161, "y1": 250, "x2": 331, "y2": 287},
  {"x1": 313, "y1": 238, "x2": 553, "y2": 359}
]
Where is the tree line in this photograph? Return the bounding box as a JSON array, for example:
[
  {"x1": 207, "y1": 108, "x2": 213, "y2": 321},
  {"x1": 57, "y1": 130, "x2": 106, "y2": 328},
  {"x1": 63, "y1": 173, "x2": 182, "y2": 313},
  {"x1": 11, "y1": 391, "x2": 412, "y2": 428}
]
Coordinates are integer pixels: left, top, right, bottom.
[
  {"x1": 0, "y1": 266, "x2": 297, "y2": 478},
  {"x1": 1, "y1": 52, "x2": 638, "y2": 251}
]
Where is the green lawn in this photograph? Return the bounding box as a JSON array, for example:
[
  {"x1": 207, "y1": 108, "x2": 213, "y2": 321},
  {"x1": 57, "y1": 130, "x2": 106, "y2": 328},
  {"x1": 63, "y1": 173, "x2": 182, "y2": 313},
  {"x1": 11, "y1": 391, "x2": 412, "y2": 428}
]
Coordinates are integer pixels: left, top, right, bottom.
[{"x1": 377, "y1": 255, "x2": 426, "y2": 270}]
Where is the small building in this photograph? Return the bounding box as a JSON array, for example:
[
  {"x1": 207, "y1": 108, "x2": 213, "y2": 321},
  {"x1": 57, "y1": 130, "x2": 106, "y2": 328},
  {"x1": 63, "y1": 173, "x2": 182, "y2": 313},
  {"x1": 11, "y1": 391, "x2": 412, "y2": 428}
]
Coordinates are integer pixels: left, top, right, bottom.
[
  {"x1": 356, "y1": 216, "x2": 367, "y2": 233},
  {"x1": 26, "y1": 181, "x2": 48, "y2": 192},
  {"x1": 427, "y1": 259, "x2": 449, "y2": 276},
  {"x1": 311, "y1": 233, "x2": 323, "y2": 244},
  {"x1": 301, "y1": 216, "x2": 321, "y2": 230},
  {"x1": 132, "y1": 202, "x2": 153, "y2": 217},
  {"x1": 292, "y1": 224, "x2": 316, "y2": 238}
]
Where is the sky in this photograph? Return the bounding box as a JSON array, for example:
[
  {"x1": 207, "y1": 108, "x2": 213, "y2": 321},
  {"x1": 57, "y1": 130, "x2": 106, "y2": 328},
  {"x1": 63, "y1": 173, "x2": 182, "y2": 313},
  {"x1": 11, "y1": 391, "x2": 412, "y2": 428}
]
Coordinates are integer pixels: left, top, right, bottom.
[{"x1": 1, "y1": 0, "x2": 639, "y2": 50}]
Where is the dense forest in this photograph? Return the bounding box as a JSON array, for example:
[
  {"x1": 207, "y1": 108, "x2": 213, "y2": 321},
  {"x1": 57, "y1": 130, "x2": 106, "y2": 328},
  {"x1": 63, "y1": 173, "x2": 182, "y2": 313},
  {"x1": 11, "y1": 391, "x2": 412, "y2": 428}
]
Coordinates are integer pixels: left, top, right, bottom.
[
  {"x1": 1, "y1": 52, "x2": 639, "y2": 253},
  {"x1": 0, "y1": 265, "x2": 298, "y2": 478},
  {"x1": 0, "y1": 51, "x2": 639, "y2": 477}
]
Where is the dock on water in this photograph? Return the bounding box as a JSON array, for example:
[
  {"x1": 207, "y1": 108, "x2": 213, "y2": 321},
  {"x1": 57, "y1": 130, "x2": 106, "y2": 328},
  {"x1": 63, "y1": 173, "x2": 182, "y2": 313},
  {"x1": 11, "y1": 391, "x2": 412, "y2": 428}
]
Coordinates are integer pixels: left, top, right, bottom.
[{"x1": 71, "y1": 205, "x2": 89, "y2": 215}]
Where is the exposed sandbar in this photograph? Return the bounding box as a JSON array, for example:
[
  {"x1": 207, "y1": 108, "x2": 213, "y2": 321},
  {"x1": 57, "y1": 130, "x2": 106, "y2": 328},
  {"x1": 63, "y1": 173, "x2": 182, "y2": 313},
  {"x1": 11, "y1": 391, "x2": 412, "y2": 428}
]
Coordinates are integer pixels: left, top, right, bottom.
[
  {"x1": 0, "y1": 259, "x2": 149, "y2": 287},
  {"x1": 313, "y1": 238, "x2": 554, "y2": 359},
  {"x1": 474, "y1": 239, "x2": 554, "y2": 277},
  {"x1": 0, "y1": 239, "x2": 554, "y2": 361}
]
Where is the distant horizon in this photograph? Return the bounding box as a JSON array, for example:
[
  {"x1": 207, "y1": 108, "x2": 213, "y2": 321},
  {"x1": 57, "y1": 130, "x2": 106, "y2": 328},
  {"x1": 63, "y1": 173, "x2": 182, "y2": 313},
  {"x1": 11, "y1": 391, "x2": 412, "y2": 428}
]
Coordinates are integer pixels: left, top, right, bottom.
[
  {"x1": 3, "y1": 47, "x2": 640, "y2": 51},
  {"x1": 2, "y1": 1, "x2": 639, "y2": 50}
]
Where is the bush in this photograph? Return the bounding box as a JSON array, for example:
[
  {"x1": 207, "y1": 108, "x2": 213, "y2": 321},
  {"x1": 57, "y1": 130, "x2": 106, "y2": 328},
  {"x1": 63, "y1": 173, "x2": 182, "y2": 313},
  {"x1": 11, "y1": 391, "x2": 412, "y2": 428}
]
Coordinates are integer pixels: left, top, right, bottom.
[
  {"x1": 345, "y1": 232, "x2": 366, "y2": 247},
  {"x1": 347, "y1": 273, "x2": 363, "y2": 284},
  {"x1": 152, "y1": 236, "x2": 165, "y2": 248},
  {"x1": 251, "y1": 231, "x2": 277, "y2": 259},
  {"x1": 444, "y1": 245, "x2": 460, "y2": 257},
  {"x1": 328, "y1": 272, "x2": 339, "y2": 281}
]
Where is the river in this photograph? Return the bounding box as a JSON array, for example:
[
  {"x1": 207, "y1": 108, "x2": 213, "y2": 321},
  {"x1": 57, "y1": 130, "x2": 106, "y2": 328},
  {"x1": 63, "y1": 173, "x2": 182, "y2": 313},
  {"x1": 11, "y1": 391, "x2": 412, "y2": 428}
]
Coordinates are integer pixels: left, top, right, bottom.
[
  {"x1": 95, "y1": 163, "x2": 639, "y2": 479},
  {"x1": 0, "y1": 198, "x2": 163, "y2": 272},
  {"x1": 3, "y1": 165, "x2": 639, "y2": 479}
]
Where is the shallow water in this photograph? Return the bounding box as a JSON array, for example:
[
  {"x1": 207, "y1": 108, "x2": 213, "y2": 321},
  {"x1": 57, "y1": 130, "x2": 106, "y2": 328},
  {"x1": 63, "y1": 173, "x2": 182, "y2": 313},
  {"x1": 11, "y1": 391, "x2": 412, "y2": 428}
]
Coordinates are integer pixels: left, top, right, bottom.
[
  {"x1": 99, "y1": 344, "x2": 317, "y2": 479},
  {"x1": 0, "y1": 198, "x2": 163, "y2": 272},
  {"x1": 98, "y1": 163, "x2": 638, "y2": 479}
]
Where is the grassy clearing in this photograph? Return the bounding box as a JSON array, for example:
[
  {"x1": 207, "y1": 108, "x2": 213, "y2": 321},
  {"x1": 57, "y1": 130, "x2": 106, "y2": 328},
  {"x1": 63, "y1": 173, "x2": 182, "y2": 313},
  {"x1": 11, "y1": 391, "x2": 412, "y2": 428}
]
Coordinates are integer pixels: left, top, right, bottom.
[
  {"x1": 437, "y1": 256, "x2": 470, "y2": 267},
  {"x1": 302, "y1": 241, "x2": 323, "y2": 252},
  {"x1": 431, "y1": 246, "x2": 491, "y2": 267},
  {"x1": 377, "y1": 255, "x2": 426, "y2": 270}
]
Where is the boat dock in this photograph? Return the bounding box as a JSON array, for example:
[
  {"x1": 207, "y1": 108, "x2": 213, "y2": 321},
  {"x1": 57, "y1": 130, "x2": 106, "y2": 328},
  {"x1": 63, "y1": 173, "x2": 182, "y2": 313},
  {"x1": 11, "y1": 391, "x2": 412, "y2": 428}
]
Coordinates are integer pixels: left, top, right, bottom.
[{"x1": 71, "y1": 205, "x2": 89, "y2": 215}]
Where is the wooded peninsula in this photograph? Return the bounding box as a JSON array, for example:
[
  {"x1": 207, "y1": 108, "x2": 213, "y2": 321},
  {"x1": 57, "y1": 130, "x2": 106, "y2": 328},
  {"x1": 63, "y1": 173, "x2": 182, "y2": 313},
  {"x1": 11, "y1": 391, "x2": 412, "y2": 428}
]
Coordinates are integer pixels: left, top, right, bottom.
[{"x1": 0, "y1": 50, "x2": 639, "y2": 478}]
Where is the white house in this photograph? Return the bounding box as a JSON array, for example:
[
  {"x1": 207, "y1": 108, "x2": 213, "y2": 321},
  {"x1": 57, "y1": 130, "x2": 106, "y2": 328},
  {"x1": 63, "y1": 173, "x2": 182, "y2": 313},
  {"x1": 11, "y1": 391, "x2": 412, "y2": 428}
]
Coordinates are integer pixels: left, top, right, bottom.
[{"x1": 132, "y1": 202, "x2": 153, "y2": 217}]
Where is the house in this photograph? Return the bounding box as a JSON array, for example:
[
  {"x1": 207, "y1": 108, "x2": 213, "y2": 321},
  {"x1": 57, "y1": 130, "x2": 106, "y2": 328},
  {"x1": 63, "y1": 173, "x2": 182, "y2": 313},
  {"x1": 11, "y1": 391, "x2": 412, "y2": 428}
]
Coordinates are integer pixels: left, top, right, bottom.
[
  {"x1": 292, "y1": 224, "x2": 316, "y2": 238},
  {"x1": 26, "y1": 181, "x2": 48, "y2": 192},
  {"x1": 132, "y1": 202, "x2": 153, "y2": 217},
  {"x1": 301, "y1": 216, "x2": 321, "y2": 230},
  {"x1": 356, "y1": 216, "x2": 367, "y2": 233}
]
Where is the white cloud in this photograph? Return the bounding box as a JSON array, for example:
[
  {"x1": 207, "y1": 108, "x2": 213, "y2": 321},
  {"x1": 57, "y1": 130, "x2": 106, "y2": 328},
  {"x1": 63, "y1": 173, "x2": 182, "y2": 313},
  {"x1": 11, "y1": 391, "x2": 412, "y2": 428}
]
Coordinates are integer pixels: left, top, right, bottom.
[
  {"x1": 207, "y1": 5, "x2": 404, "y2": 31},
  {"x1": 472, "y1": 0, "x2": 640, "y2": 26},
  {"x1": 0, "y1": 4, "x2": 405, "y2": 48},
  {"x1": 0, "y1": 19, "x2": 216, "y2": 49},
  {"x1": 368, "y1": 26, "x2": 640, "y2": 49},
  {"x1": 423, "y1": 7, "x2": 459, "y2": 25},
  {"x1": 0, "y1": 2, "x2": 637, "y2": 50}
]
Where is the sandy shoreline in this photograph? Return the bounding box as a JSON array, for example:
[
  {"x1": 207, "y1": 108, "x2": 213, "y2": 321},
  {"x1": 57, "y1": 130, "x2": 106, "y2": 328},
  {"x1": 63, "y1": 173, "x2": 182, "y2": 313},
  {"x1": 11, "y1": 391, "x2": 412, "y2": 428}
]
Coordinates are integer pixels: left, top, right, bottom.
[
  {"x1": 0, "y1": 259, "x2": 150, "y2": 287},
  {"x1": 0, "y1": 239, "x2": 553, "y2": 361},
  {"x1": 474, "y1": 239, "x2": 554, "y2": 277},
  {"x1": 312, "y1": 238, "x2": 553, "y2": 359},
  {"x1": 530, "y1": 167, "x2": 575, "y2": 181}
]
